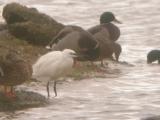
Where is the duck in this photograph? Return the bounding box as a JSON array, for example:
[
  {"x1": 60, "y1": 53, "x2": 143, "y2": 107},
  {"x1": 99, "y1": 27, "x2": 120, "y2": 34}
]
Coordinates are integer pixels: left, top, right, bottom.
[
  {"x1": 0, "y1": 51, "x2": 32, "y2": 98},
  {"x1": 147, "y1": 50, "x2": 160, "y2": 64},
  {"x1": 87, "y1": 12, "x2": 122, "y2": 65},
  {"x1": 32, "y1": 49, "x2": 78, "y2": 97},
  {"x1": 47, "y1": 25, "x2": 100, "y2": 62}
]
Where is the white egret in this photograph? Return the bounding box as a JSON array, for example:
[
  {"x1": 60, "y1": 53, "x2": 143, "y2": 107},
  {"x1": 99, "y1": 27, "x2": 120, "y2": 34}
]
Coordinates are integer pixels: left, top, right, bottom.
[{"x1": 32, "y1": 49, "x2": 77, "y2": 97}]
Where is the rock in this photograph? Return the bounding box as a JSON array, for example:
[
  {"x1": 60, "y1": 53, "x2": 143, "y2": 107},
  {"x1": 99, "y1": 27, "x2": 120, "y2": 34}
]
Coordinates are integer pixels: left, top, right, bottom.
[
  {"x1": 8, "y1": 21, "x2": 57, "y2": 45},
  {"x1": 142, "y1": 116, "x2": 160, "y2": 120},
  {"x1": 2, "y1": 2, "x2": 64, "y2": 46},
  {"x1": 0, "y1": 23, "x2": 8, "y2": 31},
  {"x1": 0, "y1": 90, "x2": 48, "y2": 111}
]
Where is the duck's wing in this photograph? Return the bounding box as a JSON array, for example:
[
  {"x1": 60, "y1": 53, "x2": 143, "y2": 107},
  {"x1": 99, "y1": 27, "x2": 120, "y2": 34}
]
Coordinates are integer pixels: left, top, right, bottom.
[
  {"x1": 87, "y1": 25, "x2": 102, "y2": 35},
  {"x1": 51, "y1": 31, "x2": 81, "y2": 52},
  {"x1": 48, "y1": 26, "x2": 76, "y2": 47}
]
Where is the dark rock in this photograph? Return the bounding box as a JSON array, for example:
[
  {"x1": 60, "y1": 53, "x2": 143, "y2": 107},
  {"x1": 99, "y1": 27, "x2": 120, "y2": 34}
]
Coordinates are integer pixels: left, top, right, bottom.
[
  {"x1": 2, "y1": 2, "x2": 64, "y2": 46},
  {"x1": 8, "y1": 21, "x2": 58, "y2": 45},
  {"x1": 0, "y1": 90, "x2": 48, "y2": 111},
  {"x1": 142, "y1": 115, "x2": 160, "y2": 120},
  {"x1": 0, "y1": 23, "x2": 8, "y2": 31}
]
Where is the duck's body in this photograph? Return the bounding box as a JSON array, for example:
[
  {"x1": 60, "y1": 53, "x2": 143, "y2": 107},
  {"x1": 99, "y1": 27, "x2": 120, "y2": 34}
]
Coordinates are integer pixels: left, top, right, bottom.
[
  {"x1": 32, "y1": 49, "x2": 77, "y2": 97},
  {"x1": 48, "y1": 25, "x2": 100, "y2": 61},
  {"x1": 92, "y1": 32, "x2": 113, "y2": 59},
  {"x1": 88, "y1": 23, "x2": 120, "y2": 42},
  {"x1": 0, "y1": 51, "x2": 32, "y2": 97}
]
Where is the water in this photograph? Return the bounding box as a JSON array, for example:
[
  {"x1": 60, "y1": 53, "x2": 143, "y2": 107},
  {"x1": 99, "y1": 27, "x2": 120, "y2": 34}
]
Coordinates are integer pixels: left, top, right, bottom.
[{"x1": 0, "y1": 0, "x2": 160, "y2": 120}]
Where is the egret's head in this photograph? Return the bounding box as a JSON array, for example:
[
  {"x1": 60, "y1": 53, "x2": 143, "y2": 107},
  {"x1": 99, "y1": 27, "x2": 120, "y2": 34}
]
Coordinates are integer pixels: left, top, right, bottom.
[
  {"x1": 100, "y1": 12, "x2": 122, "y2": 24},
  {"x1": 63, "y1": 49, "x2": 77, "y2": 58}
]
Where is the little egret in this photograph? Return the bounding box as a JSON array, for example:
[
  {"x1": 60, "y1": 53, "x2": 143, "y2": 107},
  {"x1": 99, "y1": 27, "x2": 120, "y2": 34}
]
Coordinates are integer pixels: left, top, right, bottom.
[{"x1": 32, "y1": 49, "x2": 77, "y2": 97}]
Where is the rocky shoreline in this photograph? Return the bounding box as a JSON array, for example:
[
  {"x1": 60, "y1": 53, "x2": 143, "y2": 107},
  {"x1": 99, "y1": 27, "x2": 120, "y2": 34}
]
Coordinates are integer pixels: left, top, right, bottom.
[{"x1": 0, "y1": 90, "x2": 48, "y2": 111}]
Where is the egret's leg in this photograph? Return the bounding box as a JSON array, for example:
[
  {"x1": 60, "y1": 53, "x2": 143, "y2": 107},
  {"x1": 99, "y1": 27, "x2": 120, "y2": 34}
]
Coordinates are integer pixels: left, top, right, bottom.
[
  {"x1": 47, "y1": 81, "x2": 50, "y2": 98},
  {"x1": 53, "y1": 81, "x2": 57, "y2": 97}
]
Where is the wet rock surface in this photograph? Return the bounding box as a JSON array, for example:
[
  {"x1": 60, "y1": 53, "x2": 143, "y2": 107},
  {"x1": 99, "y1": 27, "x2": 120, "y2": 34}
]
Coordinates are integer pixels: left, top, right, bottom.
[
  {"x1": 0, "y1": 90, "x2": 48, "y2": 111},
  {"x1": 2, "y1": 2, "x2": 64, "y2": 46},
  {"x1": 142, "y1": 116, "x2": 160, "y2": 120}
]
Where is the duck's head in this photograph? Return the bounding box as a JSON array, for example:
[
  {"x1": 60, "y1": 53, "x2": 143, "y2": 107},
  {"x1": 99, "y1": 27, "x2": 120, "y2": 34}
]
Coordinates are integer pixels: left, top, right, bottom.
[{"x1": 100, "y1": 12, "x2": 121, "y2": 24}]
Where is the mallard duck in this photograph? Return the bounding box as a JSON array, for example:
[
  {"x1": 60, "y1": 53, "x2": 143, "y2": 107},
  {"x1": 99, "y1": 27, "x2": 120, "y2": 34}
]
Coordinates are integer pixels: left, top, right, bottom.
[
  {"x1": 88, "y1": 12, "x2": 122, "y2": 65},
  {"x1": 0, "y1": 51, "x2": 32, "y2": 98}
]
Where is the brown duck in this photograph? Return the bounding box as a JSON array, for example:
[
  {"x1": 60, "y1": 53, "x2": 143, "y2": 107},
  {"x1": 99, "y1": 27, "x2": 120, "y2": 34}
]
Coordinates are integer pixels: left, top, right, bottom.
[{"x1": 0, "y1": 51, "x2": 32, "y2": 98}]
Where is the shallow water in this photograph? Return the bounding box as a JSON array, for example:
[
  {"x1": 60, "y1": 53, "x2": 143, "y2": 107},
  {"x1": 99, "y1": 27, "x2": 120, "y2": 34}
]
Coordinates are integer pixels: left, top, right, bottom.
[{"x1": 0, "y1": 0, "x2": 160, "y2": 120}]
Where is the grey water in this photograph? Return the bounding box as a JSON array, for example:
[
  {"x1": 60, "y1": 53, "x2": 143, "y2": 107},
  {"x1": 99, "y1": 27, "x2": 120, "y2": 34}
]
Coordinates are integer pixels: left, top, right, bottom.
[{"x1": 0, "y1": 0, "x2": 160, "y2": 120}]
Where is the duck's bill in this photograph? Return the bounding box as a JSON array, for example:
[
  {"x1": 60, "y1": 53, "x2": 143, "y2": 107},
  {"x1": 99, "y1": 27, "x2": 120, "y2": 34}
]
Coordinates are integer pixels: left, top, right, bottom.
[{"x1": 113, "y1": 18, "x2": 122, "y2": 24}]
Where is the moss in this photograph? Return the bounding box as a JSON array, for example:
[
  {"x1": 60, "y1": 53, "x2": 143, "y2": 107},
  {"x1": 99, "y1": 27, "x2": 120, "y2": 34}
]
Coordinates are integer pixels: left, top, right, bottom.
[
  {"x1": 0, "y1": 30, "x2": 48, "y2": 64},
  {"x1": 68, "y1": 63, "x2": 107, "y2": 80}
]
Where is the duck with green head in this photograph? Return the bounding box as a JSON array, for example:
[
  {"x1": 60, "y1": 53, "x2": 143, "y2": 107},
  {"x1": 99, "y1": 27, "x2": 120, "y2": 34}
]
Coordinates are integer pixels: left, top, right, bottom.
[{"x1": 88, "y1": 12, "x2": 122, "y2": 64}]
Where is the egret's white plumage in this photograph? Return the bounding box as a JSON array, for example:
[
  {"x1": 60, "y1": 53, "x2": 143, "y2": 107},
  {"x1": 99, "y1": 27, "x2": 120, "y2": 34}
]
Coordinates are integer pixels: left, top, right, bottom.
[{"x1": 32, "y1": 49, "x2": 76, "y2": 97}]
